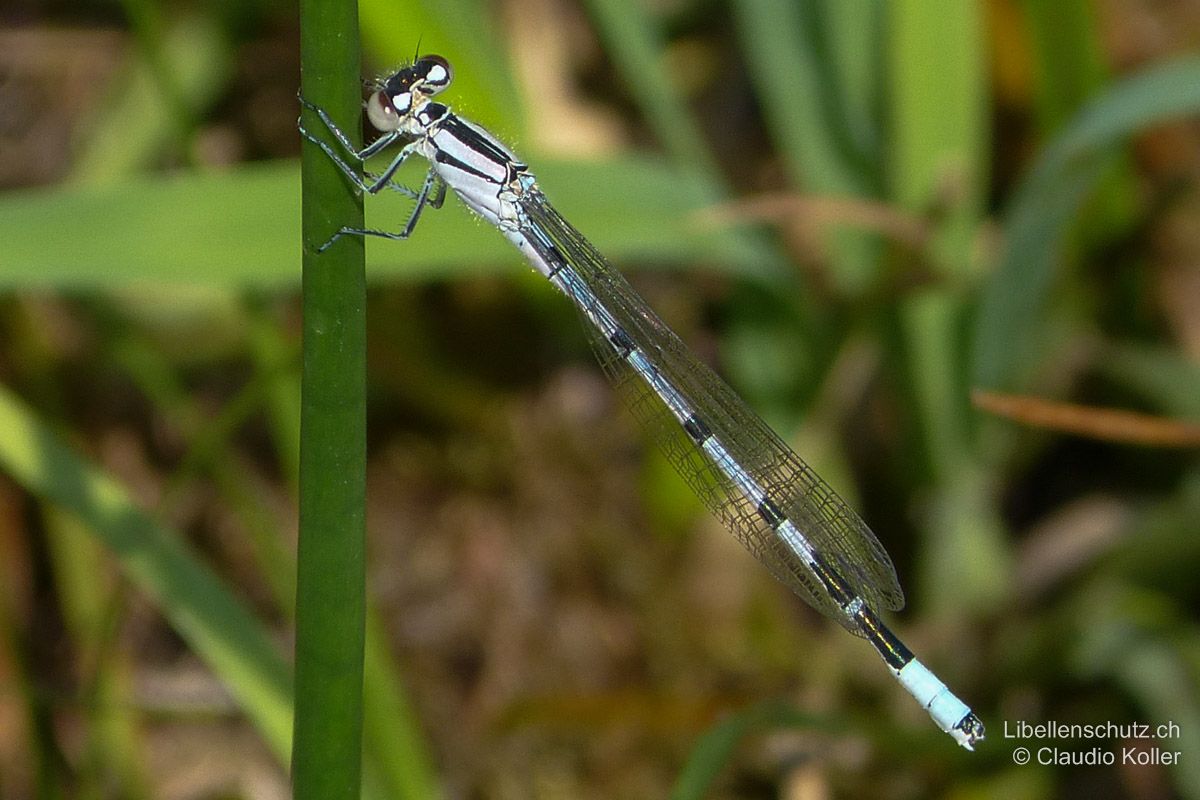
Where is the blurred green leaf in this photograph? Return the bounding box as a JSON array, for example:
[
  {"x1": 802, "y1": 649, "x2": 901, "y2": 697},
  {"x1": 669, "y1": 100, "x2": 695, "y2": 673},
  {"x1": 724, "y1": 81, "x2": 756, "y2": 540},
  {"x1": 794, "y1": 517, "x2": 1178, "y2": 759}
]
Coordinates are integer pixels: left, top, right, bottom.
[
  {"x1": 0, "y1": 383, "x2": 294, "y2": 759},
  {"x1": 1097, "y1": 341, "x2": 1200, "y2": 420},
  {"x1": 820, "y1": 1, "x2": 883, "y2": 162},
  {"x1": 1021, "y1": 0, "x2": 1107, "y2": 133},
  {"x1": 71, "y1": 13, "x2": 233, "y2": 182},
  {"x1": 973, "y1": 55, "x2": 1200, "y2": 390},
  {"x1": 731, "y1": 0, "x2": 873, "y2": 195},
  {"x1": 0, "y1": 158, "x2": 777, "y2": 289},
  {"x1": 887, "y1": 0, "x2": 1002, "y2": 614},
  {"x1": 584, "y1": 0, "x2": 722, "y2": 181},
  {"x1": 888, "y1": 0, "x2": 988, "y2": 270},
  {"x1": 44, "y1": 508, "x2": 152, "y2": 799},
  {"x1": 1021, "y1": 0, "x2": 1137, "y2": 304},
  {"x1": 1071, "y1": 583, "x2": 1200, "y2": 797},
  {"x1": 730, "y1": 0, "x2": 880, "y2": 293},
  {"x1": 671, "y1": 703, "x2": 828, "y2": 800},
  {"x1": 363, "y1": 613, "x2": 442, "y2": 800}
]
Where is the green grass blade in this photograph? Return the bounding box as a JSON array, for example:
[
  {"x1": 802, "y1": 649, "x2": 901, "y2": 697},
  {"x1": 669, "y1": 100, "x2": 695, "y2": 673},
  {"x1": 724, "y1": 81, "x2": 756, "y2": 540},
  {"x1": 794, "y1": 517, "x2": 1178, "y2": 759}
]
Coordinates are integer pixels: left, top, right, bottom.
[
  {"x1": 1021, "y1": 0, "x2": 1107, "y2": 133},
  {"x1": 888, "y1": 0, "x2": 987, "y2": 270},
  {"x1": 670, "y1": 703, "x2": 827, "y2": 800},
  {"x1": 729, "y1": 0, "x2": 881, "y2": 294},
  {"x1": 0, "y1": 383, "x2": 294, "y2": 758},
  {"x1": 972, "y1": 55, "x2": 1200, "y2": 390},
  {"x1": 45, "y1": 509, "x2": 151, "y2": 799},
  {"x1": 886, "y1": 0, "x2": 988, "y2": 475},
  {"x1": 293, "y1": 0, "x2": 369, "y2": 795},
  {"x1": 583, "y1": 0, "x2": 722, "y2": 182},
  {"x1": 363, "y1": 614, "x2": 443, "y2": 799},
  {"x1": 1097, "y1": 342, "x2": 1200, "y2": 419},
  {"x1": 70, "y1": 13, "x2": 233, "y2": 182},
  {"x1": 730, "y1": 0, "x2": 873, "y2": 194},
  {"x1": 819, "y1": 1, "x2": 884, "y2": 161},
  {"x1": 0, "y1": 158, "x2": 777, "y2": 289},
  {"x1": 886, "y1": 1, "x2": 1005, "y2": 613}
]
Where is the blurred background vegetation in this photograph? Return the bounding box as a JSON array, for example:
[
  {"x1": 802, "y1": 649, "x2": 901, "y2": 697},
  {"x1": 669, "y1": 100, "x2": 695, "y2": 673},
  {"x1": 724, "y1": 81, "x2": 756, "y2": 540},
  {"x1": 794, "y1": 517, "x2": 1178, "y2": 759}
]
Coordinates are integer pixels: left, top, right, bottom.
[{"x1": 1, "y1": 0, "x2": 1199, "y2": 797}]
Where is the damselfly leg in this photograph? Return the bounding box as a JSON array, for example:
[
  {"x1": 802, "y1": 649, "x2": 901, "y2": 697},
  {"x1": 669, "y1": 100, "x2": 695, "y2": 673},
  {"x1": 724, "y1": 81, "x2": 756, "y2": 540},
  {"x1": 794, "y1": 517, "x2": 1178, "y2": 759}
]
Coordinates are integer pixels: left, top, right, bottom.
[
  {"x1": 315, "y1": 165, "x2": 447, "y2": 253},
  {"x1": 299, "y1": 94, "x2": 448, "y2": 251}
]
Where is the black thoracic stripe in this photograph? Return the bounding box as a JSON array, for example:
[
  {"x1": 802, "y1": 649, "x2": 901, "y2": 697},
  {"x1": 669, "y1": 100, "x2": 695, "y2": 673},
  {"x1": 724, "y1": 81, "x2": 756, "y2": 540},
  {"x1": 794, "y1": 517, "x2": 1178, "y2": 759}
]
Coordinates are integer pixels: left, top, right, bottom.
[
  {"x1": 433, "y1": 148, "x2": 496, "y2": 183},
  {"x1": 854, "y1": 604, "x2": 914, "y2": 670},
  {"x1": 609, "y1": 327, "x2": 636, "y2": 358},
  {"x1": 682, "y1": 413, "x2": 711, "y2": 443},
  {"x1": 442, "y1": 115, "x2": 522, "y2": 170},
  {"x1": 756, "y1": 497, "x2": 786, "y2": 529}
]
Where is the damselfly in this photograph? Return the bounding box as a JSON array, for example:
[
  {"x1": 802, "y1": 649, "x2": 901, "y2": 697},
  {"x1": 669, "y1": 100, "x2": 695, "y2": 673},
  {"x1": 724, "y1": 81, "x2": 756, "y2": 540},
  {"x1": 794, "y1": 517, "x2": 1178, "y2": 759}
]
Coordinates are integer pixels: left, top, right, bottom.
[{"x1": 298, "y1": 54, "x2": 985, "y2": 750}]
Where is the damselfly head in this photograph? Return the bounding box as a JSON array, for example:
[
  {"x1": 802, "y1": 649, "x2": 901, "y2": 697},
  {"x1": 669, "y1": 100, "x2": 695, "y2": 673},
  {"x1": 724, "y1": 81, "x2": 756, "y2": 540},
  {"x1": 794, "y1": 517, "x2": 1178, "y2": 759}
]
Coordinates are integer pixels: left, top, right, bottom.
[{"x1": 367, "y1": 54, "x2": 453, "y2": 133}]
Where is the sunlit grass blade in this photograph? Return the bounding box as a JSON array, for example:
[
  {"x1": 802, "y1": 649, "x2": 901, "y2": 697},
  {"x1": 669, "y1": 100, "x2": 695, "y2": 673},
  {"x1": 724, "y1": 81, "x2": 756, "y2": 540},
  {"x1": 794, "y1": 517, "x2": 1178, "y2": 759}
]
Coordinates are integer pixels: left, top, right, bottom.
[
  {"x1": 583, "y1": 0, "x2": 721, "y2": 182},
  {"x1": 670, "y1": 703, "x2": 829, "y2": 800},
  {"x1": 0, "y1": 158, "x2": 778, "y2": 289},
  {"x1": 972, "y1": 55, "x2": 1200, "y2": 391},
  {"x1": 888, "y1": 0, "x2": 987, "y2": 269},
  {"x1": 0, "y1": 383, "x2": 294, "y2": 759},
  {"x1": 1021, "y1": 0, "x2": 1107, "y2": 133},
  {"x1": 729, "y1": 0, "x2": 880, "y2": 293},
  {"x1": 70, "y1": 12, "x2": 232, "y2": 181},
  {"x1": 886, "y1": 1, "x2": 1005, "y2": 614}
]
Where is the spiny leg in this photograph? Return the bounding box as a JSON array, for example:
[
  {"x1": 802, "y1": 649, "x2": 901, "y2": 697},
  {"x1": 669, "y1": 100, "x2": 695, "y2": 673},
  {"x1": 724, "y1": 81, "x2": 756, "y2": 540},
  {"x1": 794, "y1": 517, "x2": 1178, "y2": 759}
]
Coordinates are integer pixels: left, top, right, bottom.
[
  {"x1": 298, "y1": 94, "x2": 397, "y2": 161},
  {"x1": 297, "y1": 96, "x2": 418, "y2": 198},
  {"x1": 298, "y1": 94, "x2": 447, "y2": 250},
  {"x1": 395, "y1": 169, "x2": 445, "y2": 236},
  {"x1": 315, "y1": 166, "x2": 444, "y2": 253},
  {"x1": 298, "y1": 118, "x2": 415, "y2": 195},
  {"x1": 363, "y1": 141, "x2": 423, "y2": 194}
]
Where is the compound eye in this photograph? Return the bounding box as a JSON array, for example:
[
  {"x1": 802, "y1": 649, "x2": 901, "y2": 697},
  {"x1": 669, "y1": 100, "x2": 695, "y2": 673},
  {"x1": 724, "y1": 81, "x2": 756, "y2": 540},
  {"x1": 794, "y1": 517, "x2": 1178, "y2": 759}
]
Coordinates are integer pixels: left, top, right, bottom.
[
  {"x1": 418, "y1": 54, "x2": 452, "y2": 94},
  {"x1": 366, "y1": 90, "x2": 405, "y2": 131}
]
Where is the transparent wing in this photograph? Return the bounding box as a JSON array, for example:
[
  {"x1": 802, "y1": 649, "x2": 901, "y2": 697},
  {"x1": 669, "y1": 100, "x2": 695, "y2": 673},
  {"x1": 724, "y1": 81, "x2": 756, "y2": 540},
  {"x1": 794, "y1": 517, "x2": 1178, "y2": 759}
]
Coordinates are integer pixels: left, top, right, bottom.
[{"x1": 520, "y1": 193, "x2": 904, "y2": 631}]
